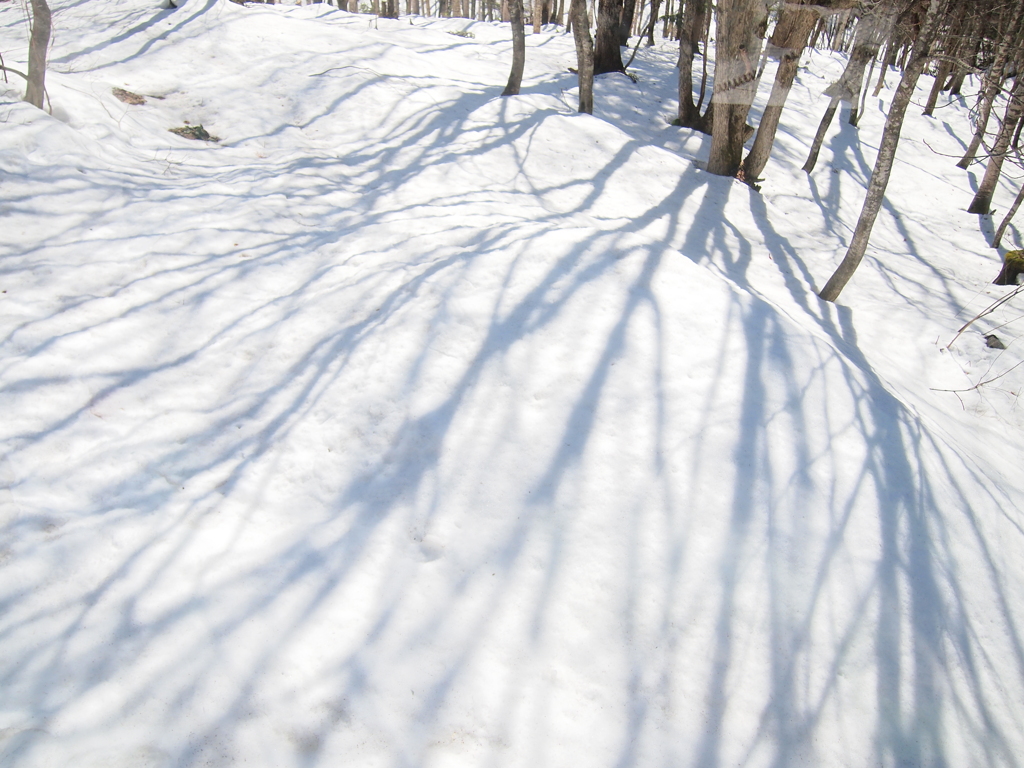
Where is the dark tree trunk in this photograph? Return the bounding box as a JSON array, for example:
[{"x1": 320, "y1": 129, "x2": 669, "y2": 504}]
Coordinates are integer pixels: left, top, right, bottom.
[
  {"x1": 569, "y1": 0, "x2": 595, "y2": 112},
  {"x1": 695, "y1": 0, "x2": 710, "y2": 113},
  {"x1": 945, "y1": 68, "x2": 965, "y2": 95},
  {"x1": 993, "y1": 250, "x2": 1024, "y2": 286},
  {"x1": 503, "y1": 0, "x2": 526, "y2": 94},
  {"x1": 808, "y1": 17, "x2": 823, "y2": 49},
  {"x1": 647, "y1": 0, "x2": 660, "y2": 45},
  {"x1": 619, "y1": 0, "x2": 636, "y2": 45},
  {"x1": 706, "y1": 0, "x2": 768, "y2": 176},
  {"x1": 967, "y1": 76, "x2": 1024, "y2": 215},
  {"x1": 741, "y1": 0, "x2": 818, "y2": 184},
  {"x1": 594, "y1": 0, "x2": 625, "y2": 73},
  {"x1": 819, "y1": 0, "x2": 946, "y2": 303},
  {"x1": 25, "y1": 0, "x2": 51, "y2": 110},
  {"x1": 676, "y1": 0, "x2": 702, "y2": 129}
]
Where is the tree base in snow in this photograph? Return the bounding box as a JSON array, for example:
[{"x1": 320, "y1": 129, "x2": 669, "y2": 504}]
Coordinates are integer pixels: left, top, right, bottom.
[{"x1": 993, "y1": 250, "x2": 1024, "y2": 286}]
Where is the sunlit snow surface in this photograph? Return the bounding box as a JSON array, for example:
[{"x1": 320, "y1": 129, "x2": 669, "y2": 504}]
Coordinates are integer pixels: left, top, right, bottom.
[{"x1": 2, "y1": 2, "x2": 1024, "y2": 766}]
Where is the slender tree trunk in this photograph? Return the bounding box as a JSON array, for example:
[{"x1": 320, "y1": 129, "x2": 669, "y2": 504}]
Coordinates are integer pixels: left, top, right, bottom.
[
  {"x1": 676, "y1": 0, "x2": 701, "y2": 128},
  {"x1": 647, "y1": 0, "x2": 660, "y2": 45},
  {"x1": 504, "y1": 0, "x2": 527, "y2": 94},
  {"x1": 803, "y1": 12, "x2": 890, "y2": 173},
  {"x1": 992, "y1": 183, "x2": 1024, "y2": 249},
  {"x1": 25, "y1": 0, "x2": 51, "y2": 110},
  {"x1": 706, "y1": 0, "x2": 768, "y2": 176},
  {"x1": 594, "y1": 0, "x2": 625, "y2": 73},
  {"x1": 819, "y1": 0, "x2": 946, "y2": 303},
  {"x1": 808, "y1": 17, "x2": 823, "y2": 49},
  {"x1": 967, "y1": 76, "x2": 1024, "y2": 215},
  {"x1": 853, "y1": 56, "x2": 873, "y2": 127},
  {"x1": 741, "y1": 0, "x2": 817, "y2": 184},
  {"x1": 923, "y1": 58, "x2": 952, "y2": 116},
  {"x1": 802, "y1": 96, "x2": 840, "y2": 173},
  {"x1": 570, "y1": 0, "x2": 595, "y2": 112},
  {"x1": 958, "y1": 70, "x2": 1011, "y2": 169},
  {"x1": 946, "y1": 68, "x2": 965, "y2": 95},
  {"x1": 958, "y1": 1, "x2": 1023, "y2": 168},
  {"x1": 695, "y1": 0, "x2": 710, "y2": 115},
  {"x1": 871, "y1": 35, "x2": 895, "y2": 96}
]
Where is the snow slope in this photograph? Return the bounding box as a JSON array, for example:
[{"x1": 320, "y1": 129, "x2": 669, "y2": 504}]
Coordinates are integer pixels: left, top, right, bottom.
[{"x1": 2, "y1": 2, "x2": 1023, "y2": 766}]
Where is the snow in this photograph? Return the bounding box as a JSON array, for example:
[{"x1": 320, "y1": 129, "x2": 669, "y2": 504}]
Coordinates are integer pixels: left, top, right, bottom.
[{"x1": 2, "y1": 1, "x2": 1024, "y2": 766}]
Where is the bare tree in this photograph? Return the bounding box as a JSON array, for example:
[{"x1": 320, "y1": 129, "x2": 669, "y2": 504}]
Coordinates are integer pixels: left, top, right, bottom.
[
  {"x1": 706, "y1": 0, "x2": 768, "y2": 176},
  {"x1": 503, "y1": 0, "x2": 526, "y2": 95},
  {"x1": 740, "y1": 0, "x2": 824, "y2": 183},
  {"x1": 594, "y1": 0, "x2": 626, "y2": 73},
  {"x1": 819, "y1": 0, "x2": 948, "y2": 302},
  {"x1": 646, "y1": 0, "x2": 662, "y2": 45},
  {"x1": 957, "y1": 0, "x2": 1024, "y2": 168},
  {"x1": 676, "y1": 0, "x2": 712, "y2": 131},
  {"x1": 803, "y1": 1, "x2": 895, "y2": 174},
  {"x1": 967, "y1": 74, "x2": 1024, "y2": 214},
  {"x1": 991, "y1": 182, "x2": 1024, "y2": 248},
  {"x1": 24, "y1": 0, "x2": 51, "y2": 110},
  {"x1": 569, "y1": 0, "x2": 595, "y2": 112}
]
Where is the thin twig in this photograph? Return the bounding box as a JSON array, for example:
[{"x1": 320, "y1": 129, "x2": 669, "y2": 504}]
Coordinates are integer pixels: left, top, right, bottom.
[
  {"x1": 947, "y1": 285, "x2": 1024, "y2": 350},
  {"x1": 931, "y1": 359, "x2": 1024, "y2": 393},
  {"x1": 0, "y1": 64, "x2": 29, "y2": 81}
]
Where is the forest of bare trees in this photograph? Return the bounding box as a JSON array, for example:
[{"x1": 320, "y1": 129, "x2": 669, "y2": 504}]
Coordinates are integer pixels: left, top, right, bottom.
[{"x1": 11, "y1": 0, "x2": 1024, "y2": 299}]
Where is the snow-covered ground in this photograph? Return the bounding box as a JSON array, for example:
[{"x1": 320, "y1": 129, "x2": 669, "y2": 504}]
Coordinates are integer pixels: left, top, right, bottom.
[{"x1": 2, "y1": 2, "x2": 1023, "y2": 766}]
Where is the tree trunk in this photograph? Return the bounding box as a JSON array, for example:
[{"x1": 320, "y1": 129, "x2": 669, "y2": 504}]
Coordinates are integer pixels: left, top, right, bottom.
[
  {"x1": 922, "y1": 58, "x2": 951, "y2": 116},
  {"x1": 852, "y1": 56, "x2": 873, "y2": 127},
  {"x1": 959, "y1": 1, "x2": 1024, "y2": 166},
  {"x1": 570, "y1": 0, "x2": 595, "y2": 113},
  {"x1": 808, "y1": 17, "x2": 823, "y2": 49},
  {"x1": 802, "y1": 96, "x2": 840, "y2": 173},
  {"x1": 618, "y1": 0, "x2": 636, "y2": 45},
  {"x1": 871, "y1": 33, "x2": 897, "y2": 97},
  {"x1": 993, "y1": 250, "x2": 1024, "y2": 286},
  {"x1": 967, "y1": 76, "x2": 1024, "y2": 215},
  {"x1": 741, "y1": 0, "x2": 818, "y2": 184},
  {"x1": 706, "y1": 0, "x2": 768, "y2": 176},
  {"x1": 992, "y1": 184, "x2": 1024, "y2": 249},
  {"x1": 503, "y1": 0, "x2": 527, "y2": 94},
  {"x1": 676, "y1": 0, "x2": 702, "y2": 128},
  {"x1": 646, "y1": 0, "x2": 660, "y2": 45},
  {"x1": 946, "y1": 68, "x2": 965, "y2": 95},
  {"x1": 695, "y1": 0, "x2": 710, "y2": 114},
  {"x1": 594, "y1": 0, "x2": 625, "y2": 73},
  {"x1": 819, "y1": 0, "x2": 945, "y2": 303},
  {"x1": 803, "y1": 11, "x2": 890, "y2": 173},
  {"x1": 24, "y1": 0, "x2": 51, "y2": 110}
]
